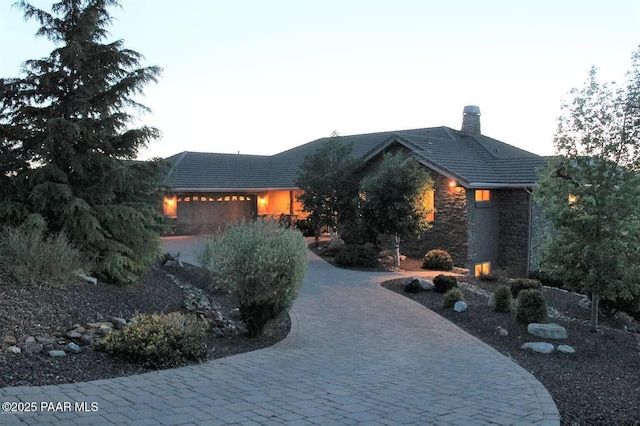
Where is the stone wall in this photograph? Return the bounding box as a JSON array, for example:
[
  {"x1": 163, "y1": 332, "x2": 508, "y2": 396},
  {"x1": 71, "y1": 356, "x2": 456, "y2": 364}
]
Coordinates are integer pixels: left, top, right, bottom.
[
  {"x1": 497, "y1": 189, "x2": 532, "y2": 277},
  {"x1": 402, "y1": 174, "x2": 469, "y2": 267}
]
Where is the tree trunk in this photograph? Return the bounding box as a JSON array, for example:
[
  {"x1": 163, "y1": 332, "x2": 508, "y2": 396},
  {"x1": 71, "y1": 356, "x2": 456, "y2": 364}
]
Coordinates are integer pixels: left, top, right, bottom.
[
  {"x1": 590, "y1": 293, "x2": 600, "y2": 332},
  {"x1": 393, "y1": 234, "x2": 401, "y2": 267}
]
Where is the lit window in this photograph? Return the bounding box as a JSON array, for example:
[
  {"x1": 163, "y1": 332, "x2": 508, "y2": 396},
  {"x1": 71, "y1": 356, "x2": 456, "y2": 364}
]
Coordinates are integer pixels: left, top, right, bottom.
[
  {"x1": 224, "y1": 196, "x2": 230, "y2": 201},
  {"x1": 475, "y1": 189, "x2": 490, "y2": 202},
  {"x1": 568, "y1": 194, "x2": 577, "y2": 205},
  {"x1": 474, "y1": 262, "x2": 491, "y2": 277},
  {"x1": 163, "y1": 196, "x2": 177, "y2": 218},
  {"x1": 425, "y1": 190, "x2": 435, "y2": 222},
  {"x1": 232, "y1": 195, "x2": 238, "y2": 201},
  {"x1": 184, "y1": 196, "x2": 191, "y2": 202}
]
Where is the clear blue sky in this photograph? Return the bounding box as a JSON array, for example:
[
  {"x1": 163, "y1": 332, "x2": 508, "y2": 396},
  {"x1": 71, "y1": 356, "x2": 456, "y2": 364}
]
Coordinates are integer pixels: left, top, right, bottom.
[{"x1": 1, "y1": 1, "x2": 639, "y2": 160}]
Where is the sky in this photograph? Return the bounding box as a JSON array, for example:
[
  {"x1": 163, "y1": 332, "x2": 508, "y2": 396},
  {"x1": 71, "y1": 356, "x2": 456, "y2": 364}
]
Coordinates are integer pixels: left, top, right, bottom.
[{"x1": 1, "y1": 1, "x2": 639, "y2": 160}]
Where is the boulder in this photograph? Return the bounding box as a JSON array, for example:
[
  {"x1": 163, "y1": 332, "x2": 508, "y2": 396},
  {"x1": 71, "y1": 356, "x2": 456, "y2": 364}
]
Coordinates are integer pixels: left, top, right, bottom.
[
  {"x1": 7, "y1": 346, "x2": 21, "y2": 354},
  {"x1": 97, "y1": 325, "x2": 113, "y2": 336},
  {"x1": 557, "y1": 345, "x2": 576, "y2": 354},
  {"x1": 65, "y1": 343, "x2": 82, "y2": 354},
  {"x1": 613, "y1": 311, "x2": 638, "y2": 333},
  {"x1": 454, "y1": 301, "x2": 468, "y2": 312},
  {"x1": 3, "y1": 335, "x2": 17, "y2": 346},
  {"x1": 112, "y1": 317, "x2": 128, "y2": 330},
  {"x1": 578, "y1": 297, "x2": 591, "y2": 310},
  {"x1": 35, "y1": 336, "x2": 55, "y2": 346},
  {"x1": 521, "y1": 342, "x2": 555, "y2": 354},
  {"x1": 495, "y1": 326, "x2": 509, "y2": 337},
  {"x1": 527, "y1": 323, "x2": 568, "y2": 340},
  {"x1": 404, "y1": 277, "x2": 433, "y2": 293},
  {"x1": 24, "y1": 336, "x2": 43, "y2": 355},
  {"x1": 48, "y1": 350, "x2": 66, "y2": 357}
]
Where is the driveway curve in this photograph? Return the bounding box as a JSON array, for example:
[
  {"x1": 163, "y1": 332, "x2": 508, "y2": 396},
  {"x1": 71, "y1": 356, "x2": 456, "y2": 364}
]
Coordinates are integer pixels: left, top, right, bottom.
[{"x1": 0, "y1": 243, "x2": 559, "y2": 425}]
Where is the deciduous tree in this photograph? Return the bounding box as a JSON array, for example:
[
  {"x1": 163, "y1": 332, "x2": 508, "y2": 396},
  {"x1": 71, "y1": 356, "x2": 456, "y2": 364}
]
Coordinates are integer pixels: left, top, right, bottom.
[
  {"x1": 0, "y1": 0, "x2": 166, "y2": 284},
  {"x1": 535, "y1": 46, "x2": 640, "y2": 331}
]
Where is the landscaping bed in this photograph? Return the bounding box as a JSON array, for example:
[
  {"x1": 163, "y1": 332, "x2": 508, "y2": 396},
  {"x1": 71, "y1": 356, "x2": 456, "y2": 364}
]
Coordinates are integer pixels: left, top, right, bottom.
[{"x1": 0, "y1": 264, "x2": 290, "y2": 387}]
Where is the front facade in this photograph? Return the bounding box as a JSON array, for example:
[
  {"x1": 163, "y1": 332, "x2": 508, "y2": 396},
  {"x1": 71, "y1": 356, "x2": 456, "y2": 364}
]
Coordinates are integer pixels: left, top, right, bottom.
[{"x1": 164, "y1": 106, "x2": 547, "y2": 277}]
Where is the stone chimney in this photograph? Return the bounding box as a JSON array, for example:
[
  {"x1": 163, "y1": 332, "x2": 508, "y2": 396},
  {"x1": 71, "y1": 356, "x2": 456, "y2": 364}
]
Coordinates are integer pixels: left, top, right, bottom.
[{"x1": 461, "y1": 105, "x2": 481, "y2": 135}]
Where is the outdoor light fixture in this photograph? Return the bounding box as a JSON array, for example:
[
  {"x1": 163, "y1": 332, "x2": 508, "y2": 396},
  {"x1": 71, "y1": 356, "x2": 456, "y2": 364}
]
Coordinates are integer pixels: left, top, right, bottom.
[{"x1": 449, "y1": 180, "x2": 457, "y2": 188}]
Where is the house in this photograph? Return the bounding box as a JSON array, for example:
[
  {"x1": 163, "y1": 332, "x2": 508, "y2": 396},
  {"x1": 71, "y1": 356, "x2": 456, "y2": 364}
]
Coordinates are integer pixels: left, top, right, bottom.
[{"x1": 164, "y1": 106, "x2": 548, "y2": 277}]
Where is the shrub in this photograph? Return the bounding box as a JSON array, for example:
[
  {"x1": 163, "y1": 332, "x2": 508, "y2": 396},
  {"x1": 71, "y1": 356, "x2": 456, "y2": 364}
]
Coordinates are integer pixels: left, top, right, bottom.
[
  {"x1": 334, "y1": 245, "x2": 378, "y2": 268},
  {"x1": 510, "y1": 278, "x2": 542, "y2": 299},
  {"x1": 493, "y1": 285, "x2": 513, "y2": 313},
  {"x1": 422, "y1": 249, "x2": 454, "y2": 271},
  {"x1": 99, "y1": 312, "x2": 208, "y2": 368},
  {"x1": 443, "y1": 287, "x2": 465, "y2": 308},
  {"x1": 0, "y1": 218, "x2": 85, "y2": 286},
  {"x1": 433, "y1": 274, "x2": 458, "y2": 293},
  {"x1": 515, "y1": 289, "x2": 549, "y2": 324},
  {"x1": 199, "y1": 220, "x2": 307, "y2": 337}
]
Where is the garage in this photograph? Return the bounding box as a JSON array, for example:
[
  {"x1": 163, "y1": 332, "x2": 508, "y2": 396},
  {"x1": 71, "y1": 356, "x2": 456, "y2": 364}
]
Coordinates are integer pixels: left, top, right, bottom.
[{"x1": 174, "y1": 193, "x2": 257, "y2": 234}]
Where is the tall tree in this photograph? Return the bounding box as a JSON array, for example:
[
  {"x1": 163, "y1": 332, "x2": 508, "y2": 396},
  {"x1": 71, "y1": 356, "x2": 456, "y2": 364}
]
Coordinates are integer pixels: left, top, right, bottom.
[
  {"x1": 535, "y1": 46, "x2": 640, "y2": 331},
  {"x1": 359, "y1": 152, "x2": 434, "y2": 266},
  {"x1": 0, "y1": 0, "x2": 166, "y2": 284},
  {"x1": 296, "y1": 133, "x2": 362, "y2": 243}
]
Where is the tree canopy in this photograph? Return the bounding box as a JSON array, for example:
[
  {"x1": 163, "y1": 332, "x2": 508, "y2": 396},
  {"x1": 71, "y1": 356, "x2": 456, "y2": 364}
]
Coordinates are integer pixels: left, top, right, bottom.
[
  {"x1": 359, "y1": 151, "x2": 434, "y2": 265},
  {"x1": 0, "y1": 0, "x2": 166, "y2": 284},
  {"x1": 535, "y1": 46, "x2": 640, "y2": 330}
]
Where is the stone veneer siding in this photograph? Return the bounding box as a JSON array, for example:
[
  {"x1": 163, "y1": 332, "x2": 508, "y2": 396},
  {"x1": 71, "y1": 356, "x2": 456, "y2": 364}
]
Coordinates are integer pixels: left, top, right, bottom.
[
  {"x1": 402, "y1": 173, "x2": 469, "y2": 267},
  {"x1": 497, "y1": 188, "x2": 532, "y2": 277}
]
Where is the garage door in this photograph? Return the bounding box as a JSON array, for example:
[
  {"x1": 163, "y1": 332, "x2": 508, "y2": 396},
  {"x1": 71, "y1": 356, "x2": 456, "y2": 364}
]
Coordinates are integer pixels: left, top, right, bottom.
[{"x1": 176, "y1": 194, "x2": 256, "y2": 234}]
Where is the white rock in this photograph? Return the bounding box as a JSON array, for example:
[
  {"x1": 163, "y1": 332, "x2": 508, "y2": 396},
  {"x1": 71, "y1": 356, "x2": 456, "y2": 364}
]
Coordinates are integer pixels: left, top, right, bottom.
[
  {"x1": 527, "y1": 323, "x2": 568, "y2": 340},
  {"x1": 521, "y1": 342, "x2": 555, "y2": 354},
  {"x1": 454, "y1": 301, "x2": 468, "y2": 312},
  {"x1": 557, "y1": 345, "x2": 576, "y2": 354},
  {"x1": 74, "y1": 269, "x2": 97, "y2": 284},
  {"x1": 578, "y1": 297, "x2": 591, "y2": 310},
  {"x1": 7, "y1": 346, "x2": 21, "y2": 354}
]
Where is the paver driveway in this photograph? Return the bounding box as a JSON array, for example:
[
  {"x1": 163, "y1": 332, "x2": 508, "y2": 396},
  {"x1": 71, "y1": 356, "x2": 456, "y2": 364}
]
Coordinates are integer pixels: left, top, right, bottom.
[{"x1": 0, "y1": 240, "x2": 559, "y2": 425}]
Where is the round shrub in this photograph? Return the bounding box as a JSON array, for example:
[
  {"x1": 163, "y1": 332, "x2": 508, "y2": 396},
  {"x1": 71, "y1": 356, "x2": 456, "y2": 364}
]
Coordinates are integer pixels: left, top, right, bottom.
[
  {"x1": 493, "y1": 285, "x2": 513, "y2": 313},
  {"x1": 443, "y1": 287, "x2": 465, "y2": 308},
  {"x1": 433, "y1": 274, "x2": 458, "y2": 293},
  {"x1": 199, "y1": 219, "x2": 308, "y2": 337},
  {"x1": 515, "y1": 289, "x2": 549, "y2": 324},
  {"x1": 510, "y1": 278, "x2": 542, "y2": 298},
  {"x1": 98, "y1": 312, "x2": 209, "y2": 368},
  {"x1": 334, "y1": 245, "x2": 378, "y2": 268},
  {"x1": 422, "y1": 249, "x2": 454, "y2": 271}
]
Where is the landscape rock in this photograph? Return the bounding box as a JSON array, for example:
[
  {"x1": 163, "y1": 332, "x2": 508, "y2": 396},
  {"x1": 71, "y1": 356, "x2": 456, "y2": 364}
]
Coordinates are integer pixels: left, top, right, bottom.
[
  {"x1": 527, "y1": 323, "x2": 568, "y2": 340},
  {"x1": 35, "y1": 336, "x2": 55, "y2": 346},
  {"x1": 86, "y1": 322, "x2": 113, "y2": 329},
  {"x1": 7, "y1": 346, "x2": 22, "y2": 354},
  {"x1": 454, "y1": 301, "x2": 468, "y2": 312},
  {"x1": 74, "y1": 270, "x2": 98, "y2": 284},
  {"x1": 522, "y1": 342, "x2": 555, "y2": 354},
  {"x1": 229, "y1": 308, "x2": 241, "y2": 319},
  {"x1": 495, "y1": 326, "x2": 509, "y2": 337},
  {"x1": 24, "y1": 337, "x2": 44, "y2": 355},
  {"x1": 65, "y1": 342, "x2": 82, "y2": 354},
  {"x1": 557, "y1": 345, "x2": 576, "y2": 354},
  {"x1": 4, "y1": 335, "x2": 17, "y2": 346},
  {"x1": 578, "y1": 297, "x2": 591, "y2": 310},
  {"x1": 79, "y1": 333, "x2": 97, "y2": 347},
  {"x1": 48, "y1": 350, "x2": 66, "y2": 357},
  {"x1": 488, "y1": 293, "x2": 495, "y2": 309},
  {"x1": 66, "y1": 330, "x2": 83, "y2": 339},
  {"x1": 403, "y1": 277, "x2": 434, "y2": 293},
  {"x1": 613, "y1": 311, "x2": 638, "y2": 333},
  {"x1": 97, "y1": 325, "x2": 113, "y2": 336},
  {"x1": 112, "y1": 317, "x2": 128, "y2": 330}
]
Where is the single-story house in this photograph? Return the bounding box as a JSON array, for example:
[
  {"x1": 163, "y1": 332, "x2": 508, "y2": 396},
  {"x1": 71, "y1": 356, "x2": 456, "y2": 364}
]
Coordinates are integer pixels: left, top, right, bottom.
[{"x1": 164, "y1": 106, "x2": 548, "y2": 277}]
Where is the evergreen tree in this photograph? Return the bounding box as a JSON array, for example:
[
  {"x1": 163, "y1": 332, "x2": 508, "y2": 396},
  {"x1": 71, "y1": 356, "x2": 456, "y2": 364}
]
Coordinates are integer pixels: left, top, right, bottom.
[
  {"x1": 535, "y1": 46, "x2": 640, "y2": 331},
  {"x1": 0, "y1": 0, "x2": 166, "y2": 284},
  {"x1": 359, "y1": 152, "x2": 434, "y2": 266}
]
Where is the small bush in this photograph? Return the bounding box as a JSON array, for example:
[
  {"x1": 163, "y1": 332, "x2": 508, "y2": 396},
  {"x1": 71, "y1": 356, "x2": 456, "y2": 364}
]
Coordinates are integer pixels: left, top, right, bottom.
[
  {"x1": 334, "y1": 245, "x2": 378, "y2": 268},
  {"x1": 493, "y1": 285, "x2": 513, "y2": 313},
  {"x1": 433, "y1": 274, "x2": 458, "y2": 293},
  {"x1": 99, "y1": 312, "x2": 208, "y2": 368},
  {"x1": 515, "y1": 289, "x2": 549, "y2": 324},
  {"x1": 422, "y1": 249, "x2": 454, "y2": 271},
  {"x1": 199, "y1": 220, "x2": 307, "y2": 337},
  {"x1": 510, "y1": 278, "x2": 542, "y2": 299},
  {"x1": 443, "y1": 287, "x2": 465, "y2": 308},
  {"x1": 0, "y1": 219, "x2": 85, "y2": 286}
]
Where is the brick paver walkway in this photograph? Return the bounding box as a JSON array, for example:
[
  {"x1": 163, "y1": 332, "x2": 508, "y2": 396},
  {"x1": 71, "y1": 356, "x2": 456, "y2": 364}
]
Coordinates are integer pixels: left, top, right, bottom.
[{"x1": 0, "y1": 240, "x2": 559, "y2": 425}]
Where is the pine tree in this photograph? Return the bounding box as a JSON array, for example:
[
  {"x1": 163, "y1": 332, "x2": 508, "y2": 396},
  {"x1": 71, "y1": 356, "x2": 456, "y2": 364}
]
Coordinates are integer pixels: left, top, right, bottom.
[{"x1": 0, "y1": 0, "x2": 166, "y2": 284}]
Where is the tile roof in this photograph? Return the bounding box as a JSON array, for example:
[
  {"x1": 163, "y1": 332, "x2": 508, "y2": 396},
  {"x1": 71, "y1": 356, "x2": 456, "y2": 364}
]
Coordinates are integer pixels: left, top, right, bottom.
[{"x1": 166, "y1": 126, "x2": 548, "y2": 191}]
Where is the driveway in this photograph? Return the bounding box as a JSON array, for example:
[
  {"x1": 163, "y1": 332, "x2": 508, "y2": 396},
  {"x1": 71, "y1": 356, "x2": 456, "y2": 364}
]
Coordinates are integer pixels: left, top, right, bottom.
[{"x1": 0, "y1": 237, "x2": 559, "y2": 425}]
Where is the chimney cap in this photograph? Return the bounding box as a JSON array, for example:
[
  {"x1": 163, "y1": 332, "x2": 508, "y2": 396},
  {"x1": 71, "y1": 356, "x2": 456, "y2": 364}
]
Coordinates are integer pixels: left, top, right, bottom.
[{"x1": 463, "y1": 105, "x2": 480, "y2": 115}]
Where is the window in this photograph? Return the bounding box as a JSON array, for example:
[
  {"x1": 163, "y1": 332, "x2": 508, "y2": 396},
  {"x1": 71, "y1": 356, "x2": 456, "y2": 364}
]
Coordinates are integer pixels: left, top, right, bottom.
[
  {"x1": 475, "y1": 189, "x2": 490, "y2": 202},
  {"x1": 474, "y1": 262, "x2": 491, "y2": 277},
  {"x1": 425, "y1": 190, "x2": 435, "y2": 222}
]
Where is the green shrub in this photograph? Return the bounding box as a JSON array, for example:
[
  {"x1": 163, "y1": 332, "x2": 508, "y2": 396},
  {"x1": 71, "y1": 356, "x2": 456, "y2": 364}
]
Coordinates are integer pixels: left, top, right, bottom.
[
  {"x1": 98, "y1": 312, "x2": 208, "y2": 368},
  {"x1": 493, "y1": 285, "x2": 513, "y2": 313},
  {"x1": 334, "y1": 245, "x2": 378, "y2": 268},
  {"x1": 510, "y1": 278, "x2": 542, "y2": 299},
  {"x1": 199, "y1": 219, "x2": 307, "y2": 337},
  {"x1": 515, "y1": 289, "x2": 549, "y2": 324},
  {"x1": 443, "y1": 287, "x2": 465, "y2": 308},
  {"x1": 0, "y1": 219, "x2": 85, "y2": 286},
  {"x1": 422, "y1": 249, "x2": 454, "y2": 271},
  {"x1": 433, "y1": 274, "x2": 458, "y2": 293}
]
